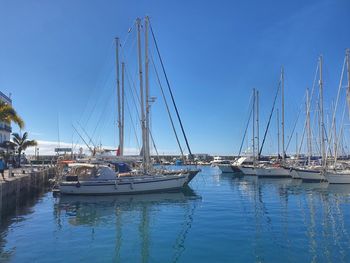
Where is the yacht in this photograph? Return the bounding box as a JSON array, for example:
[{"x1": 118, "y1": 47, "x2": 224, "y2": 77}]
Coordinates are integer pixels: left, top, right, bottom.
[
  {"x1": 255, "y1": 164, "x2": 291, "y2": 178},
  {"x1": 59, "y1": 163, "x2": 196, "y2": 195},
  {"x1": 292, "y1": 166, "x2": 325, "y2": 182},
  {"x1": 324, "y1": 170, "x2": 350, "y2": 184},
  {"x1": 211, "y1": 156, "x2": 233, "y2": 173}
]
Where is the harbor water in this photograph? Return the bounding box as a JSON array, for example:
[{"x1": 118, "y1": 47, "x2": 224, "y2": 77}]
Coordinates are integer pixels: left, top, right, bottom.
[{"x1": 1, "y1": 166, "x2": 350, "y2": 262}]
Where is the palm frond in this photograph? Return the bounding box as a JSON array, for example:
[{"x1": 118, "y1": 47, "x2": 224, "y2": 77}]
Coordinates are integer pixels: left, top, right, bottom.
[
  {"x1": 21, "y1": 140, "x2": 37, "y2": 151},
  {"x1": 12, "y1": 133, "x2": 22, "y2": 145},
  {"x1": 0, "y1": 102, "x2": 24, "y2": 129}
]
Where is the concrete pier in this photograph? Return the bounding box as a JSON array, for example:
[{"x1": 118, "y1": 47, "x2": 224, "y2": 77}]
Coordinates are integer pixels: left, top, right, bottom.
[{"x1": 0, "y1": 166, "x2": 56, "y2": 216}]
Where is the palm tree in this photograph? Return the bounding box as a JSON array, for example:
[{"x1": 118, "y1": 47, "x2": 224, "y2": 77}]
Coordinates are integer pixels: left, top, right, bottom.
[
  {"x1": 12, "y1": 132, "x2": 37, "y2": 167},
  {"x1": 0, "y1": 101, "x2": 24, "y2": 129}
]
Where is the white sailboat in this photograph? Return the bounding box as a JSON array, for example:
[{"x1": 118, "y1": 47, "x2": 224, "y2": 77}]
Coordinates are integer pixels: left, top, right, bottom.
[
  {"x1": 59, "y1": 17, "x2": 198, "y2": 195},
  {"x1": 324, "y1": 49, "x2": 350, "y2": 184},
  {"x1": 238, "y1": 89, "x2": 259, "y2": 176},
  {"x1": 256, "y1": 68, "x2": 291, "y2": 178},
  {"x1": 297, "y1": 56, "x2": 326, "y2": 182}
]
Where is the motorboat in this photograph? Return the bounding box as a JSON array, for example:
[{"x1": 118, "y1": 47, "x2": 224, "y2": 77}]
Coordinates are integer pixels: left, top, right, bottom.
[{"x1": 211, "y1": 157, "x2": 233, "y2": 173}]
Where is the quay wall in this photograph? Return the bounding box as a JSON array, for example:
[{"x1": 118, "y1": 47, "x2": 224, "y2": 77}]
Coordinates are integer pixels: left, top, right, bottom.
[{"x1": 0, "y1": 167, "x2": 56, "y2": 217}]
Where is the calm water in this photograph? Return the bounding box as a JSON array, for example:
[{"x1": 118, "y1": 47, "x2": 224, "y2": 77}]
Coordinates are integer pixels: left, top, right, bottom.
[{"x1": 1, "y1": 166, "x2": 350, "y2": 262}]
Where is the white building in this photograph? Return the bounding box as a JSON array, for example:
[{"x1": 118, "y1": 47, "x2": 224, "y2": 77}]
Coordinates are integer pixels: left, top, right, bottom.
[{"x1": 0, "y1": 91, "x2": 12, "y2": 143}]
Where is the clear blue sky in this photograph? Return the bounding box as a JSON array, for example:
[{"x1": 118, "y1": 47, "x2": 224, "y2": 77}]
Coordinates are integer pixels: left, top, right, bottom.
[{"x1": 0, "y1": 0, "x2": 349, "y2": 155}]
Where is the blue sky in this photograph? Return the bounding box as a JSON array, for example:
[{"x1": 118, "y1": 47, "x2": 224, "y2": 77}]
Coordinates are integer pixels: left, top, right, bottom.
[{"x1": 0, "y1": 0, "x2": 349, "y2": 155}]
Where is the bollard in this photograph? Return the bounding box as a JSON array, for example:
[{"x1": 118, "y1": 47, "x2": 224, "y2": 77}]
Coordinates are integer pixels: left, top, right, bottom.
[{"x1": 9, "y1": 165, "x2": 13, "y2": 177}]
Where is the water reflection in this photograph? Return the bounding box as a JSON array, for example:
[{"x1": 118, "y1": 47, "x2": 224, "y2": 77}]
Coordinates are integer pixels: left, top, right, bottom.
[
  {"x1": 2, "y1": 167, "x2": 350, "y2": 262},
  {"x1": 220, "y1": 174, "x2": 350, "y2": 262},
  {"x1": 53, "y1": 187, "x2": 201, "y2": 263}
]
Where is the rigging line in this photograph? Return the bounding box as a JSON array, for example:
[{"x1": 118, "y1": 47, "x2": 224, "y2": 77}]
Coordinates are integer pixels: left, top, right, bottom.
[
  {"x1": 72, "y1": 124, "x2": 94, "y2": 154},
  {"x1": 259, "y1": 78, "x2": 281, "y2": 156},
  {"x1": 76, "y1": 121, "x2": 97, "y2": 149},
  {"x1": 150, "y1": 52, "x2": 185, "y2": 159},
  {"x1": 309, "y1": 62, "x2": 319, "y2": 110},
  {"x1": 79, "y1": 40, "x2": 115, "y2": 125},
  {"x1": 149, "y1": 21, "x2": 193, "y2": 157},
  {"x1": 90, "y1": 87, "x2": 115, "y2": 144},
  {"x1": 121, "y1": 20, "x2": 136, "y2": 50},
  {"x1": 325, "y1": 57, "x2": 346, "y2": 162},
  {"x1": 124, "y1": 92, "x2": 141, "y2": 150},
  {"x1": 125, "y1": 64, "x2": 141, "y2": 114},
  {"x1": 297, "y1": 112, "x2": 307, "y2": 158},
  {"x1": 81, "y1": 63, "x2": 115, "y2": 131},
  {"x1": 285, "y1": 97, "x2": 305, "y2": 151},
  {"x1": 335, "y1": 99, "x2": 347, "y2": 161},
  {"x1": 120, "y1": 28, "x2": 137, "y2": 65},
  {"x1": 238, "y1": 92, "x2": 254, "y2": 157},
  {"x1": 124, "y1": 58, "x2": 159, "y2": 157},
  {"x1": 149, "y1": 130, "x2": 160, "y2": 163}
]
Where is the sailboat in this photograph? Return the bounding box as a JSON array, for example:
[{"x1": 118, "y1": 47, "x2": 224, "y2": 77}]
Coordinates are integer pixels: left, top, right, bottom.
[
  {"x1": 59, "y1": 17, "x2": 199, "y2": 195},
  {"x1": 238, "y1": 89, "x2": 259, "y2": 176},
  {"x1": 255, "y1": 67, "x2": 291, "y2": 178},
  {"x1": 324, "y1": 49, "x2": 350, "y2": 184},
  {"x1": 296, "y1": 55, "x2": 326, "y2": 182}
]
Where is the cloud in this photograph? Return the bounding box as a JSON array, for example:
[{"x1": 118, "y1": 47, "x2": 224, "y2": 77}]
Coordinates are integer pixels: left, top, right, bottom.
[
  {"x1": 24, "y1": 140, "x2": 182, "y2": 156},
  {"x1": 24, "y1": 140, "x2": 141, "y2": 156}
]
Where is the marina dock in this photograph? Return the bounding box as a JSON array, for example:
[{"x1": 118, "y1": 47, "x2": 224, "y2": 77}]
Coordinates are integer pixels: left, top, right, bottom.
[{"x1": 0, "y1": 166, "x2": 56, "y2": 217}]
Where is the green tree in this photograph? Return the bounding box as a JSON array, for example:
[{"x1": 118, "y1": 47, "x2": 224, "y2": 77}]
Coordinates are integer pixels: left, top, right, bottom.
[
  {"x1": 0, "y1": 101, "x2": 24, "y2": 129},
  {"x1": 12, "y1": 132, "x2": 37, "y2": 167}
]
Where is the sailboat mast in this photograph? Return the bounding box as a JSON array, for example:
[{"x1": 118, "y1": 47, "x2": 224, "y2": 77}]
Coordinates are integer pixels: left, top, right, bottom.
[
  {"x1": 346, "y1": 49, "x2": 350, "y2": 118},
  {"x1": 256, "y1": 90, "x2": 259, "y2": 160},
  {"x1": 137, "y1": 18, "x2": 147, "y2": 171},
  {"x1": 306, "y1": 88, "x2": 312, "y2": 165},
  {"x1": 115, "y1": 37, "x2": 122, "y2": 155},
  {"x1": 145, "y1": 16, "x2": 151, "y2": 169},
  {"x1": 121, "y1": 62, "x2": 125, "y2": 155},
  {"x1": 281, "y1": 67, "x2": 285, "y2": 161},
  {"x1": 319, "y1": 55, "x2": 326, "y2": 165},
  {"x1": 277, "y1": 108, "x2": 280, "y2": 159},
  {"x1": 252, "y1": 88, "x2": 256, "y2": 164}
]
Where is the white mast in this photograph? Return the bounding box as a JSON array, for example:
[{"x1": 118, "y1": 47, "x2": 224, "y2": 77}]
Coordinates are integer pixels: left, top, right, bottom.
[
  {"x1": 319, "y1": 55, "x2": 326, "y2": 165},
  {"x1": 121, "y1": 62, "x2": 125, "y2": 155},
  {"x1": 115, "y1": 37, "x2": 123, "y2": 156},
  {"x1": 281, "y1": 66, "x2": 285, "y2": 161},
  {"x1": 256, "y1": 89, "x2": 259, "y2": 160},
  {"x1": 252, "y1": 88, "x2": 256, "y2": 164},
  {"x1": 137, "y1": 18, "x2": 147, "y2": 171},
  {"x1": 277, "y1": 108, "x2": 280, "y2": 159},
  {"x1": 306, "y1": 88, "x2": 312, "y2": 165},
  {"x1": 346, "y1": 49, "x2": 350, "y2": 118},
  {"x1": 145, "y1": 16, "x2": 151, "y2": 169}
]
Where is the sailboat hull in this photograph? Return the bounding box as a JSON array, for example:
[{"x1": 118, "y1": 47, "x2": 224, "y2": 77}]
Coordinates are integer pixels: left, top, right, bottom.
[
  {"x1": 217, "y1": 164, "x2": 234, "y2": 173},
  {"x1": 294, "y1": 168, "x2": 325, "y2": 182},
  {"x1": 60, "y1": 174, "x2": 188, "y2": 195},
  {"x1": 255, "y1": 167, "x2": 291, "y2": 178},
  {"x1": 238, "y1": 166, "x2": 256, "y2": 175},
  {"x1": 289, "y1": 169, "x2": 301, "y2": 179},
  {"x1": 325, "y1": 171, "x2": 350, "y2": 184}
]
